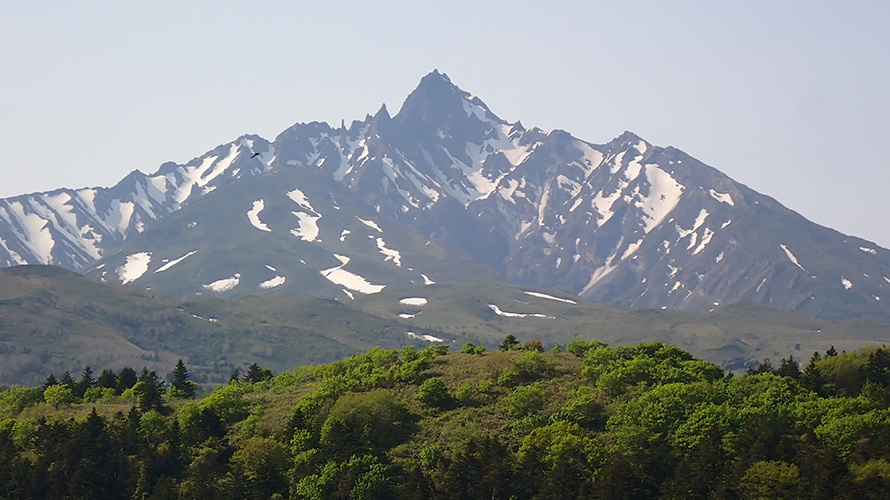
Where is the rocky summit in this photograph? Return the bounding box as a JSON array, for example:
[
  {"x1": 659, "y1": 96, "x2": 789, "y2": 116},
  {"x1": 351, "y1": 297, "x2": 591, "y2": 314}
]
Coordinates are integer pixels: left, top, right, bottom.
[{"x1": 1, "y1": 70, "x2": 889, "y2": 322}]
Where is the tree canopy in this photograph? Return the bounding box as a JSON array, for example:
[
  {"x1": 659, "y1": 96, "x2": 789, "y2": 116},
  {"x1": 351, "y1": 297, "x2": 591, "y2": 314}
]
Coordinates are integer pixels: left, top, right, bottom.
[{"x1": 1, "y1": 342, "x2": 890, "y2": 499}]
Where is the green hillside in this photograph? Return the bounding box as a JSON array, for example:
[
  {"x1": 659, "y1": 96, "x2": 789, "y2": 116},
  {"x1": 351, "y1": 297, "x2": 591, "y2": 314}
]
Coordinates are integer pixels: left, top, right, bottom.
[
  {"x1": 2, "y1": 342, "x2": 890, "y2": 498},
  {"x1": 3, "y1": 266, "x2": 890, "y2": 387},
  {"x1": 0, "y1": 266, "x2": 456, "y2": 387},
  {"x1": 351, "y1": 284, "x2": 890, "y2": 369}
]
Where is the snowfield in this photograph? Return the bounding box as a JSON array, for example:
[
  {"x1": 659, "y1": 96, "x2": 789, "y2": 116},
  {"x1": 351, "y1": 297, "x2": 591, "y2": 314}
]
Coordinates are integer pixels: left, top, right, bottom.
[
  {"x1": 247, "y1": 200, "x2": 271, "y2": 232},
  {"x1": 320, "y1": 254, "x2": 385, "y2": 294},
  {"x1": 400, "y1": 297, "x2": 428, "y2": 306},
  {"x1": 203, "y1": 273, "x2": 241, "y2": 293},
  {"x1": 290, "y1": 212, "x2": 321, "y2": 242},
  {"x1": 406, "y1": 331, "x2": 444, "y2": 343},
  {"x1": 488, "y1": 304, "x2": 554, "y2": 319},
  {"x1": 524, "y1": 291, "x2": 577, "y2": 304},
  {"x1": 155, "y1": 250, "x2": 196, "y2": 273},
  {"x1": 259, "y1": 275, "x2": 286, "y2": 289},
  {"x1": 116, "y1": 252, "x2": 151, "y2": 284}
]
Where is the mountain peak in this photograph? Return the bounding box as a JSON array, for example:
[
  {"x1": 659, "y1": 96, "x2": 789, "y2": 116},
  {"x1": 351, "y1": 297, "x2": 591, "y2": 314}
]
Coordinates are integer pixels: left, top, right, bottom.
[
  {"x1": 427, "y1": 69, "x2": 451, "y2": 83},
  {"x1": 391, "y1": 71, "x2": 504, "y2": 145},
  {"x1": 394, "y1": 70, "x2": 467, "y2": 123}
]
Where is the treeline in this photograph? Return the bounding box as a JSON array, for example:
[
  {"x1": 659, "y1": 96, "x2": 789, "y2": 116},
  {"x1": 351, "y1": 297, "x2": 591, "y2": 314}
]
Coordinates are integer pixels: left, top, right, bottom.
[{"x1": 1, "y1": 340, "x2": 890, "y2": 498}]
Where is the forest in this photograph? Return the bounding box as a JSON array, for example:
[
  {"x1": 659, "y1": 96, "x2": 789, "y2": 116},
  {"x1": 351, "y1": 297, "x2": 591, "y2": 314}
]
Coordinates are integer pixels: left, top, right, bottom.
[{"x1": 1, "y1": 336, "x2": 890, "y2": 499}]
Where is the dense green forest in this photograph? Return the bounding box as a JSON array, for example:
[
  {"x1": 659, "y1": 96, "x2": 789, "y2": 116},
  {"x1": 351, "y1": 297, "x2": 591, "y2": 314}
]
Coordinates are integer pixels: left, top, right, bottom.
[{"x1": 2, "y1": 338, "x2": 890, "y2": 499}]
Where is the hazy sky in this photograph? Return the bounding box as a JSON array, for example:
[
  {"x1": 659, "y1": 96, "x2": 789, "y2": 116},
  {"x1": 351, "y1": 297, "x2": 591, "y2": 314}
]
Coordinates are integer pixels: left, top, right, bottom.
[{"x1": 2, "y1": 2, "x2": 888, "y2": 246}]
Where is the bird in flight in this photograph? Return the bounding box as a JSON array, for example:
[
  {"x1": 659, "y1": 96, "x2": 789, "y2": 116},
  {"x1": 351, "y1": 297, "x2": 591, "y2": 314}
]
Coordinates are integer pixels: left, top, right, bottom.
[{"x1": 250, "y1": 151, "x2": 261, "y2": 158}]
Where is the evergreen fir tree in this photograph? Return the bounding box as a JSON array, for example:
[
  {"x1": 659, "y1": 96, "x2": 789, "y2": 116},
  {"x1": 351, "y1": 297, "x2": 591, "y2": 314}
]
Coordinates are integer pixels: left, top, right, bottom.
[
  {"x1": 42, "y1": 373, "x2": 58, "y2": 391},
  {"x1": 170, "y1": 359, "x2": 196, "y2": 399},
  {"x1": 77, "y1": 366, "x2": 95, "y2": 397},
  {"x1": 867, "y1": 347, "x2": 890, "y2": 386},
  {"x1": 802, "y1": 352, "x2": 826, "y2": 395},
  {"x1": 748, "y1": 357, "x2": 775, "y2": 375},
  {"x1": 776, "y1": 355, "x2": 801, "y2": 379},
  {"x1": 59, "y1": 371, "x2": 76, "y2": 389},
  {"x1": 117, "y1": 366, "x2": 138, "y2": 394},
  {"x1": 97, "y1": 368, "x2": 117, "y2": 389},
  {"x1": 134, "y1": 367, "x2": 165, "y2": 412},
  {"x1": 826, "y1": 345, "x2": 838, "y2": 357},
  {"x1": 243, "y1": 363, "x2": 264, "y2": 383},
  {"x1": 229, "y1": 369, "x2": 241, "y2": 385},
  {"x1": 499, "y1": 334, "x2": 520, "y2": 351}
]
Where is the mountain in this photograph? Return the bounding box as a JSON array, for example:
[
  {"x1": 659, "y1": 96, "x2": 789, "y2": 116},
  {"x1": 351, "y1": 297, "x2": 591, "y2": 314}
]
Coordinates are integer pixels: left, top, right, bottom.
[
  {"x1": 3, "y1": 264, "x2": 890, "y2": 386},
  {"x1": 0, "y1": 265, "x2": 464, "y2": 387},
  {"x1": 2, "y1": 70, "x2": 890, "y2": 322}
]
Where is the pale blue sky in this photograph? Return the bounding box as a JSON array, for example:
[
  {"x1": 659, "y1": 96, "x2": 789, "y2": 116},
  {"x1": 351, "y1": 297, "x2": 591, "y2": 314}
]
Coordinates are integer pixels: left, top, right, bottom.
[{"x1": 2, "y1": 1, "x2": 888, "y2": 246}]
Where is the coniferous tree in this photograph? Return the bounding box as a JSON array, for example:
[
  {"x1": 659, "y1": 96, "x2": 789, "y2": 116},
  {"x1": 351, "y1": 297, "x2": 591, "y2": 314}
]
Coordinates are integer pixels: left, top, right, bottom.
[
  {"x1": 826, "y1": 345, "x2": 838, "y2": 357},
  {"x1": 499, "y1": 334, "x2": 520, "y2": 351},
  {"x1": 59, "y1": 371, "x2": 76, "y2": 389},
  {"x1": 170, "y1": 359, "x2": 196, "y2": 399},
  {"x1": 802, "y1": 352, "x2": 826, "y2": 395},
  {"x1": 229, "y1": 369, "x2": 241, "y2": 385},
  {"x1": 77, "y1": 366, "x2": 95, "y2": 397},
  {"x1": 756, "y1": 357, "x2": 775, "y2": 375},
  {"x1": 867, "y1": 347, "x2": 890, "y2": 386},
  {"x1": 97, "y1": 368, "x2": 117, "y2": 389},
  {"x1": 134, "y1": 367, "x2": 165, "y2": 412},
  {"x1": 243, "y1": 363, "x2": 264, "y2": 383},
  {"x1": 747, "y1": 357, "x2": 775, "y2": 376},
  {"x1": 776, "y1": 355, "x2": 801, "y2": 379},
  {"x1": 117, "y1": 366, "x2": 138, "y2": 394},
  {"x1": 42, "y1": 373, "x2": 58, "y2": 391}
]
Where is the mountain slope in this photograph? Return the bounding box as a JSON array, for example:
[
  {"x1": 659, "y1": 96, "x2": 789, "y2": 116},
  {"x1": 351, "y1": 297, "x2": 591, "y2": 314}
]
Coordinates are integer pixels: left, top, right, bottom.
[
  {"x1": 2, "y1": 71, "x2": 890, "y2": 322},
  {"x1": 3, "y1": 265, "x2": 890, "y2": 386},
  {"x1": 0, "y1": 265, "x2": 458, "y2": 387}
]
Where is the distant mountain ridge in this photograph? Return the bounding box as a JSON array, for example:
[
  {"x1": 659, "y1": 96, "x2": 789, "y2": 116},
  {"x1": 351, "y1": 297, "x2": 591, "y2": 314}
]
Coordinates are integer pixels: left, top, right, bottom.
[{"x1": 2, "y1": 70, "x2": 890, "y2": 322}]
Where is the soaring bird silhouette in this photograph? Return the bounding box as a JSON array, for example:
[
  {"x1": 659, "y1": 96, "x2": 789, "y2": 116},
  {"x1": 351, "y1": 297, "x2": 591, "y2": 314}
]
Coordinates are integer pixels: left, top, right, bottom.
[{"x1": 250, "y1": 151, "x2": 261, "y2": 158}]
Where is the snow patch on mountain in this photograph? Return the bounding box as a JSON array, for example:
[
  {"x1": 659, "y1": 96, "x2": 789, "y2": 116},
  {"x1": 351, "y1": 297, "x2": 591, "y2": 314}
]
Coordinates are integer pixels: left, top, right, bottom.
[
  {"x1": 524, "y1": 291, "x2": 577, "y2": 304},
  {"x1": 40, "y1": 193, "x2": 102, "y2": 259},
  {"x1": 708, "y1": 189, "x2": 734, "y2": 206},
  {"x1": 0, "y1": 237, "x2": 26, "y2": 265},
  {"x1": 320, "y1": 254, "x2": 385, "y2": 294},
  {"x1": 155, "y1": 250, "x2": 196, "y2": 273},
  {"x1": 203, "y1": 273, "x2": 241, "y2": 293},
  {"x1": 639, "y1": 165, "x2": 684, "y2": 232},
  {"x1": 400, "y1": 297, "x2": 427, "y2": 306},
  {"x1": 0, "y1": 202, "x2": 55, "y2": 264},
  {"x1": 488, "y1": 304, "x2": 554, "y2": 319},
  {"x1": 573, "y1": 140, "x2": 605, "y2": 177},
  {"x1": 582, "y1": 253, "x2": 619, "y2": 294},
  {"x1": 376, "y1": 238, "x2": 402, "y2": 266},
  {"x1": 104, "y1": 199, "x2": 135, "y2": 235},
  {"x1": 861, "y1": 247, "x2": 878, "y2": 255},
  {"x1": 172, "y1": 155, "x2": 217, "y2": 204},
  {"x1": 406, "y1": 332, "x2": 444, "y2": 343},
  {"x1": 356, "y1": 217, "x2": 382, "y2": 232},
  {"x1": 677, "y1": 209, "x2": 709, "y2": 242},
  {"x1": 693, "y1": 228, "x2": 715, "y2": 255},
  {"x1": 247, "y1": 200, "x2": 271, "y2": 232},
  {"x1": 117, "y1": 252, "x2": 151, "y2": 284},
  {"x1": 286, "y1": 188, "x2": 315, "y2": 212},
  {"x1": 290, "y1": 212, "x2": 321, "y2": 242},
  {"x1": 842, "y1": 277, "x2": 853, "y2": 290},
  {"x1": 780, "y1": 244, "x2": 808, "y2": 273},
  {"x1": 590, "y1": 187, "x2": 622, "y2": 227},
  {"x1": 259, "y1": 275, "x2": 286, "y2": 289}
]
